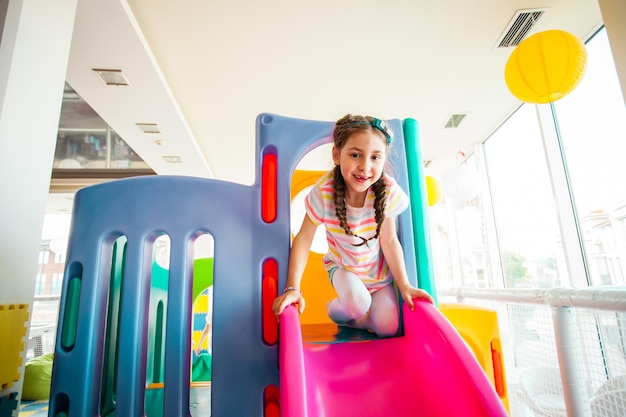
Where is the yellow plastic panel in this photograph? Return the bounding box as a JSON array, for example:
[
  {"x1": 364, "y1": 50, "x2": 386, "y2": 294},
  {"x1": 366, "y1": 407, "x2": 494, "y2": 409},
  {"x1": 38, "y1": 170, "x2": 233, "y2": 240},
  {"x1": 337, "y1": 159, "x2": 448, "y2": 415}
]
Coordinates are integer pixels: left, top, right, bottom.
[
  {"x1": 439, "y1": 303, "x2": 510, "y2": 414},
  {"x1": 0, "y1": 304, "x2": 29, "y2": 389}
]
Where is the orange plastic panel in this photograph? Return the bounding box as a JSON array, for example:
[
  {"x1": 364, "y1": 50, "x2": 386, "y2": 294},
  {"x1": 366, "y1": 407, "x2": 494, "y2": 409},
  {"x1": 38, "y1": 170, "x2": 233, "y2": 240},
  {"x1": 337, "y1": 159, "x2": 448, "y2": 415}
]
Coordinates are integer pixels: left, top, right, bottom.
[
  {"x1": 491, "y1": 340, "x2": 505, "y2": 397},
  {"x1": 291, "y1": 170, "x2": 336, "y2": 325}
]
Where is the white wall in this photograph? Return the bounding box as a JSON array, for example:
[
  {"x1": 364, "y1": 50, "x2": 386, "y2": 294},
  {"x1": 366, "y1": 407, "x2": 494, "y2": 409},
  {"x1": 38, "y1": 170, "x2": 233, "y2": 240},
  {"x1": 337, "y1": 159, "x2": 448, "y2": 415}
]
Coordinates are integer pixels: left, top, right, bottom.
[{"x1": 0, "y1": 0, "x2": 76, "y2": 402}]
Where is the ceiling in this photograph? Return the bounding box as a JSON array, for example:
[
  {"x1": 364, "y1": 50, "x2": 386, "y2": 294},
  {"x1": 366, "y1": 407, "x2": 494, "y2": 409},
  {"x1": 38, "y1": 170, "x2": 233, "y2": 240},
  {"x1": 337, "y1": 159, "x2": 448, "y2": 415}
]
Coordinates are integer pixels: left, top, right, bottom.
[{"x1": 48, "y1": 0, "x2": 603, "y2": 213}]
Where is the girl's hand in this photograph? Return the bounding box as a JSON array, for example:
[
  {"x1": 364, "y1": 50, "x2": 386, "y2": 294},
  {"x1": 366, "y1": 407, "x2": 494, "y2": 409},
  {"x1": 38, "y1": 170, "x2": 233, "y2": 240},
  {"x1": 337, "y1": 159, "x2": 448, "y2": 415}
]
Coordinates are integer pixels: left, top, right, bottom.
[
  {"x1": 399, "y1": 285, "x2": 434, "y2": 311},
  {"x1": 272, "y1": 290, "x2": 305, "y2": 319}
]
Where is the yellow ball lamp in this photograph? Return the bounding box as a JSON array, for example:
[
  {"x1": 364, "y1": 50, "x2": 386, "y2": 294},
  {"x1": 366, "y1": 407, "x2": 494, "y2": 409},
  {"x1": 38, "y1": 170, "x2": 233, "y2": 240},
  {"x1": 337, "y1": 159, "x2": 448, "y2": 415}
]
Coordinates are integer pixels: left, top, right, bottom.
[
  {"x1": 425, "y1": 175, "x2": 442, "y2": 206},
  {"x1": 505, "y1": 30, "x2": 587, "y2": 104}
]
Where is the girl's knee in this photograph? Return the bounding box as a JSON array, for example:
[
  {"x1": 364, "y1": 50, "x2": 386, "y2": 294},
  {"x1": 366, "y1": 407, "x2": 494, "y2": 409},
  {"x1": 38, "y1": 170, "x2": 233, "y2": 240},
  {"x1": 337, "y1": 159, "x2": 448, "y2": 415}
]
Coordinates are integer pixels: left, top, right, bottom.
[
  {"x1": 343, "y1": 292, "x2": 371, "y2": 318},
  {"x1": 371, "y1": 314, "x2": 399, "y2": 338},
  {"x1": 369, "y1": 290, "x2": 400, "y2": 337}
]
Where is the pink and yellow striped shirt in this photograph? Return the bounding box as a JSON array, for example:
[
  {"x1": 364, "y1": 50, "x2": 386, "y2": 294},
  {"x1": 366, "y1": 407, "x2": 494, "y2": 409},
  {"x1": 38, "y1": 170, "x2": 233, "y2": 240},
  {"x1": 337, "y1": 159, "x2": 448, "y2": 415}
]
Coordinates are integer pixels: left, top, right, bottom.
[{"x1": 305, "y1": 170, "x2": 409, "y2": 291}]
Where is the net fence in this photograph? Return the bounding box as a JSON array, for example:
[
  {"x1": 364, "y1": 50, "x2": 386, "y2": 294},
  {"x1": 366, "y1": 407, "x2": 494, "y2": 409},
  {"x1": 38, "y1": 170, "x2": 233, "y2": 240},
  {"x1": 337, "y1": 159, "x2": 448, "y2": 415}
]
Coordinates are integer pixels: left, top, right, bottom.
[{"x1": 440, "y1": 288, "x2": 626, "y2": 417}]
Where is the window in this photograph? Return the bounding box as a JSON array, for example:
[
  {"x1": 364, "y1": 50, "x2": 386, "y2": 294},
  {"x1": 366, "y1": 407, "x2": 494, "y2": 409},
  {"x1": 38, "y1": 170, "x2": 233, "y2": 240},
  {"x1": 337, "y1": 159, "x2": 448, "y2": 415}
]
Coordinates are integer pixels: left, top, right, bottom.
[
  {"x1": 34, "y1": 274, "x2": 46, "y2": 295},
  {"x1": 431, "y1": 154, "x2": 494, "y2": 289},
  {"x1": 51, "y1": 273, "x2": 63, "y2": 295},
  {"x1": 552, "y1": 28, "x2": 626, "y2": 286},
  {"x1": 483, "y1": 104, "x2": 566, "y2": 288},
  {"x1": 432, "y1": 27, "x2": 624, "y2": 292},
  {"x1": 38, "y1": 250, "x2": 49, "y2": 265},
  {"x1": 54, "y1": 84, "x2": 151, "y2": 172}
]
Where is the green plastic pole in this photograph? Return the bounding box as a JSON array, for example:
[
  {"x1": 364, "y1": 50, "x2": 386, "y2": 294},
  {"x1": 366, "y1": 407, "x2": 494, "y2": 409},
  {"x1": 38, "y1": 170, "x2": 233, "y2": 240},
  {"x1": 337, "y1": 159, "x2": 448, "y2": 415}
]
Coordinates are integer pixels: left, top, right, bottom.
[{"x1": 403, "y1": 118, "x2": 438, "y2": 306}]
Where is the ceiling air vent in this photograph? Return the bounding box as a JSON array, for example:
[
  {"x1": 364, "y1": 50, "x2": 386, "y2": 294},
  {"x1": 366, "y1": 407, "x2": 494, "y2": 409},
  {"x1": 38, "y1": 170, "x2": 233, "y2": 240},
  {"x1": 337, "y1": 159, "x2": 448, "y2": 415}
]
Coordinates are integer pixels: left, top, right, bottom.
[
  {"x1": 444, "y1": 113, "x2": 467, "y2": 129},
  {"x1": 496, "y1": 8, "x2": 548, "y2": 48}
]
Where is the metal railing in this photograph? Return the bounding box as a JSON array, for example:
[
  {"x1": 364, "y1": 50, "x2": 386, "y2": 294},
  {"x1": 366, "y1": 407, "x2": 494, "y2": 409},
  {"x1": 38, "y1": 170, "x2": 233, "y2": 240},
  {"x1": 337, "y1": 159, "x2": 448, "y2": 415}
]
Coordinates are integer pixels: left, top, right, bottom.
[{"x1": 439, "y1": 287, "x2": 626, "y2": 417}]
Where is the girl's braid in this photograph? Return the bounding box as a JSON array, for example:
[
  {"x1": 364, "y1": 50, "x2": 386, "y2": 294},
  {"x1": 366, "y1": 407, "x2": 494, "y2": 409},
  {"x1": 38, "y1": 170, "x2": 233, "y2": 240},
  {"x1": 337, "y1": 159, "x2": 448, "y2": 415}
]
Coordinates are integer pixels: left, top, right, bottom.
[
  {"x1": 371, "y1": 176, "x2": 387, "y2": 239},
  {"x1": 333, "y1": 165, "x2": 353, "y2": 237}
]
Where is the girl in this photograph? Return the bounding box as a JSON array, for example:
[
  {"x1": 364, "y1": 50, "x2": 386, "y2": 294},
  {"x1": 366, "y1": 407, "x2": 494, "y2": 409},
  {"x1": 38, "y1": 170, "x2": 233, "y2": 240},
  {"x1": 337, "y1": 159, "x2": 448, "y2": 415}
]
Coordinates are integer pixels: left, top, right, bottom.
[{"x1": 272, "y1": 114, "x2": 433, "y2": 337}]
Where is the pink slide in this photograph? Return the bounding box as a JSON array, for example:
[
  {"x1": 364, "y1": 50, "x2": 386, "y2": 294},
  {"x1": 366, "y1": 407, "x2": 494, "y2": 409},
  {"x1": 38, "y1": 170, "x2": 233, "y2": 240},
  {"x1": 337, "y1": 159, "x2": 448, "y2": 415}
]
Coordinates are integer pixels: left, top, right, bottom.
[{"x1": 279, "y1": 300, "x2": 509, "y2": 417}]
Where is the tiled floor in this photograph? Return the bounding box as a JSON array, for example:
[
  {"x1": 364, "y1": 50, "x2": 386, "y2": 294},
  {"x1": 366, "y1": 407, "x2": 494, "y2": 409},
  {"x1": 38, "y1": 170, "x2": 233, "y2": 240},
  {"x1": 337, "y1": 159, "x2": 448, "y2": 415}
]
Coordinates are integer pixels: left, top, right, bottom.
[{"x1": 19, "y1": 400, "x2": 48, "y2": 417}]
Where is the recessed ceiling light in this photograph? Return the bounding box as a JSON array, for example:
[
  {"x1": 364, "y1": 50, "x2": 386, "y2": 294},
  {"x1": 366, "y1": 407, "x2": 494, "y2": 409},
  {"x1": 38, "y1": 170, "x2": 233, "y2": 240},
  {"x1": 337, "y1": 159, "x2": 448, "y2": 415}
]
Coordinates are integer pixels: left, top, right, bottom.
[
  {"x1": 92, "y1": 68, "x2": 130, "y2": 86},
  {"x1": 163, "y1": 156, "x2": 182, "y2": 163},
  {"x1": 444, "y1": 113, "x2": 467, "y2": 128},
  {"x1": 136, "y1": 123, "x2": 161, "y2": 134}
]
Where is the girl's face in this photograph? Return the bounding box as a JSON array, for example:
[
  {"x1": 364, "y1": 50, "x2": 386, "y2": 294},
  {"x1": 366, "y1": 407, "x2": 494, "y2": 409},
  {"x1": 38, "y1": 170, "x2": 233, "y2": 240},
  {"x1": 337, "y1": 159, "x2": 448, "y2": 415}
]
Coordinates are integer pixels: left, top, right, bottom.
[{"x1": 332, "y1": 130, "x2": 387, "y2": 206}]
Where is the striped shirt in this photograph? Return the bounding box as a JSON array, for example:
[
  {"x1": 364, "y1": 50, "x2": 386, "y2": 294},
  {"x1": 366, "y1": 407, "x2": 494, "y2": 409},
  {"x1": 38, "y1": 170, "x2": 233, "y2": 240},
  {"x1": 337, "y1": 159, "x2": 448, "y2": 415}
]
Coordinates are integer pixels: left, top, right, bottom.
[{"x1": 305, "y1": 170, "x2": 409, "y2": 291}]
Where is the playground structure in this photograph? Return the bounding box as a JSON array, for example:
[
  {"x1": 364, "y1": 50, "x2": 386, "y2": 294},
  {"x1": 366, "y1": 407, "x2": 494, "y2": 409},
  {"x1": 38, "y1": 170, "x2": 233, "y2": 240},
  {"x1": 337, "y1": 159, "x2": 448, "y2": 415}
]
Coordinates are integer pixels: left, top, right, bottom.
[{"x1": 48, "y1": 114, "x2": 508, "y2": 416}]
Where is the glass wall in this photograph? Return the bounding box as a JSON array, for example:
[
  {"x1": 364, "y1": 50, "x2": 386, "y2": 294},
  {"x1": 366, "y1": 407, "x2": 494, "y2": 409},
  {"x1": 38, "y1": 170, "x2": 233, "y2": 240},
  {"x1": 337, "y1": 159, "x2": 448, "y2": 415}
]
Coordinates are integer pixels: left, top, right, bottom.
[
  {"x1": 483, "y1": 104, "x2": 566, "y2": 288},
  {"x1": 431, "y1": 26, "x2": 625, "y2": 291},
  {"x1": 431, "y1": 155, "x2": 494, "y2": 290},
  {"x1": 552, "y1": 29, "x2": 626, "y2": 287},
  {"x1": 53, "y1": 83, "x2": 151, "y2": 171}
]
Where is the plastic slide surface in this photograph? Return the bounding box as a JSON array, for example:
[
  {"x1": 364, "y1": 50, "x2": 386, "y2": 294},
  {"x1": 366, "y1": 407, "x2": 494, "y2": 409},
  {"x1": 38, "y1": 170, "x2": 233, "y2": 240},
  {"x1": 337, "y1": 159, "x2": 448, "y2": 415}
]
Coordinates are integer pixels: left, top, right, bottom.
[{"x1": 279, "y1": 300, "x2": 509, "y2": 417}]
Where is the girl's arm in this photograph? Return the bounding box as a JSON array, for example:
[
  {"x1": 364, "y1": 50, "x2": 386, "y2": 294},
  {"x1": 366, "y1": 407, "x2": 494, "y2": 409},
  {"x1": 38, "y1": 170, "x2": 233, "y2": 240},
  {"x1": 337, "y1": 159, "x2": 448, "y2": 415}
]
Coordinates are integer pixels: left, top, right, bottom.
[
  {"x1": 272, "y1": 215, "x2": 317, "y2": 318},
  {"x1": 379, "y1": 217, "x2": 433, "y2": 309}
]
